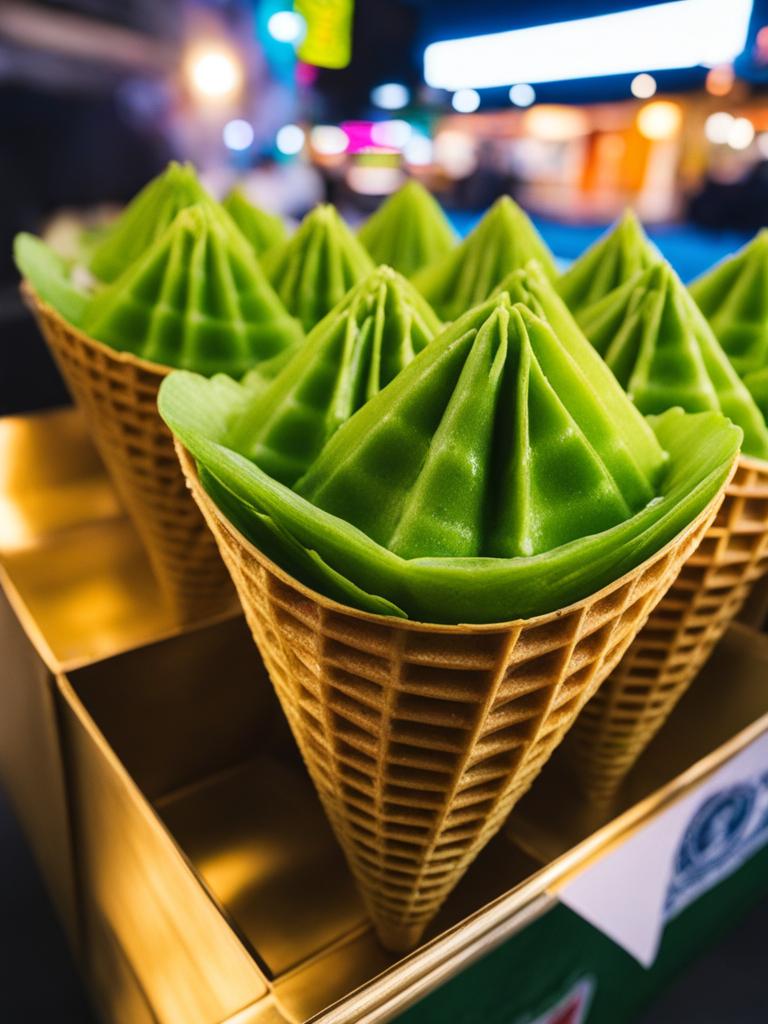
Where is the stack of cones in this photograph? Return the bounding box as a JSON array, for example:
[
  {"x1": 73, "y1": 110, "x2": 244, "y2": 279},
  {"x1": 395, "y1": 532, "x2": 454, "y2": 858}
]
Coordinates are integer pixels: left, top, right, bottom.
[
  {"x1": 567, "y1": 454, "x2": 768, "y2": 799},
  {"x1": 25, "y1": 287, "x2": 237, "y2": 624},
  {"x1": 177, "y1": 443, "x2": 725, "y2": 951}
]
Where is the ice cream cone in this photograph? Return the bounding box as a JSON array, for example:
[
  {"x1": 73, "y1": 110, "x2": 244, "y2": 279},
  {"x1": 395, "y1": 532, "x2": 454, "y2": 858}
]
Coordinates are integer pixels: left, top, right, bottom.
[
  {"x1": 24, "y1": 284, "x2": 237, "y2": 623},
  {"x1": 566, "y1": 454, "x2": 768, "y2": 799},
  {"x1": 176, "y1": 441, "x2": 726, "y2": 951}
]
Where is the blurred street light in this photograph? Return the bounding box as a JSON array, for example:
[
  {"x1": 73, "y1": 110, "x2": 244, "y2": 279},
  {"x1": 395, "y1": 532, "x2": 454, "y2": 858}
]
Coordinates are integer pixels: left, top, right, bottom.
[
  {"x1": 185, "y1": 46, "x2": 242, "y2": 101},
  {"x1": 509, "y1": 84, "x2": 536, "y2": 107},
  {"x1": 636, "y1": 100, "x2": 682, "y2": 140},
  {"x1": 451, "y1": 88, "x2": 480, "y2": 113},
  {"x1": 310, "y1": 125, "x2": 349, "y2": 155},
  {"x1": 705, "y1": 111, "x2": 734, "y2": 144},
  {"x1": 223, "y1": 119, "x2": 254, "y2": 151},
  {"x1": 728, "y1": 117, "x2": 755, "y2": 150},
  {"x1": 630, "y1": 73, "x2": 657, "y2": 99},
  {"x1": 371, "y1": 83, "x2": 410, "y2": 110},
  {"x1": 276, "y1": 124, "x2": 306, "y2": 155},
  {"x1": 267, "y1": 10, "x2": 305, "y2": 43}
]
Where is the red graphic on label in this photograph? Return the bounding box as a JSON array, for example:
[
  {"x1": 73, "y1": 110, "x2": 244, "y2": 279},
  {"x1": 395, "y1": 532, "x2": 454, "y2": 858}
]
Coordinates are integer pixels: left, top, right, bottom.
[{"x1": 526, "y1": 976, "x2": 595, "y2": 1024}]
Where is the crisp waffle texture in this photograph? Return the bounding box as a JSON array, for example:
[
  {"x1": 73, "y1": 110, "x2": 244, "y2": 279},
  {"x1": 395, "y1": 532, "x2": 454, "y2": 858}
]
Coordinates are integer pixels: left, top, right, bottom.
[
  {"x1": 26, "y1": 286, "x2": 237, "y2": 623},
  {"x1": 567, "y1": 454, "x2": 768, "y2": 799},
  {"x1": 178, "y1": 443, "x2": 724, "y2": 951}
]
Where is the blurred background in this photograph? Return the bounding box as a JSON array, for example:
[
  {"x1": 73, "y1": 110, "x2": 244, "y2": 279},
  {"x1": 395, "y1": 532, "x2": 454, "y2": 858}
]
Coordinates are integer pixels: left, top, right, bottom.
[{"x1": 3, "y1": 0, "x2": 768, "y2": 411}]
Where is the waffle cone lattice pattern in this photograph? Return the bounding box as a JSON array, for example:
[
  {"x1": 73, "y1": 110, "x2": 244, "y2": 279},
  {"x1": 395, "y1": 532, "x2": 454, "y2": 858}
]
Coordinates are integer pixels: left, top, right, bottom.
[
  {"x1": 567, "y1": 455, "x2": 768, "y2": 799},
  {"x1": 178, "y1": 444, "x2": 722, "y2": 951},
  {"x1": 27, "y1": 288, "x2": 236, "y2": 623}
]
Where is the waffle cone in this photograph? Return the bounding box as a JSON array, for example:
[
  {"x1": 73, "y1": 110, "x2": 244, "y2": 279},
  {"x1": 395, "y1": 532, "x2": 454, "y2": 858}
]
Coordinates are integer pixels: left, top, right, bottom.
[
  {"x1": 24, "y1": 284, "x2": 237, "y2": 623},
  {"x1": 567, "y1": 455, "x2": 768, "y2": 800},
  {"x1": 176, "y1": 443, "x2": 725, "y2": 951}
]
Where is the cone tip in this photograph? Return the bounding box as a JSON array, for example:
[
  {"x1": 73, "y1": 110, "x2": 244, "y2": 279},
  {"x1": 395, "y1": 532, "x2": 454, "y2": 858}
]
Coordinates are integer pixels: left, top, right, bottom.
[{"x1": 375, "y1": 918, "x2": 427, "y2": 953}]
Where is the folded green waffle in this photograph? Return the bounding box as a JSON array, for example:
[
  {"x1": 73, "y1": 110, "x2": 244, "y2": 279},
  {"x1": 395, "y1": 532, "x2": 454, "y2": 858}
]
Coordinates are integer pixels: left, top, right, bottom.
[
  {"x1": 689, "y1": 230, "x2": 768, "y2": 378},
  {"x1": 16, "y1": 200, "x2": 304, "y2": 379},
  {"x1": 744, "y1": 367, "x2": 768, "y2": 422},
  {"x1": 222, "y1": 186, "x2": 287, "y2": 257},
  {"x1": 558, "y1": 209, "x2": 661, "y2": 319},
  {"x1": 410, "y1": 196, "x2": 557, "y2": 321},
  {"x1": 578, "y1": 260, "x2": 768, "y2": 460},
  {"x1": 262, "y1": 204, "x2": 375, "y2": 331},
  {"x1": 159, "y1": 290, "x2": 740, "y2": 624},
  {"x1": 89, "y1": 161, "x2": 216, "y2": 283},
  {"x1": 358, "y1": 180, "x2": 456, "y2": 278},
  {"x1": 226, "y1": 265, "x2": 441, "y2": 485}
]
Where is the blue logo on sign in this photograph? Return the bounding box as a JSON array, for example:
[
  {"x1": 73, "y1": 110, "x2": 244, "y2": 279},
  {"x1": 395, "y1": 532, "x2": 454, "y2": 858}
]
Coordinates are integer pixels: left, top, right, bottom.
[{"x1": 665, "y1": 776, "x2": 768, "y2": 920}]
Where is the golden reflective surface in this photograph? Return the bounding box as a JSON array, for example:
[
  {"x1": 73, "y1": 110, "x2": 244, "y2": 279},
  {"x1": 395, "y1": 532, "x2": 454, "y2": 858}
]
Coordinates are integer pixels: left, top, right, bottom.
[
  {"x1": 0, "y1": 408, "x2": 181, "y2": 669},
  {"x1": 63, "y1": 613, "x2": 768, "y2": 1023},
  {"x1": 3, "y1": 408, "x2": 768, "y2": 1023}
]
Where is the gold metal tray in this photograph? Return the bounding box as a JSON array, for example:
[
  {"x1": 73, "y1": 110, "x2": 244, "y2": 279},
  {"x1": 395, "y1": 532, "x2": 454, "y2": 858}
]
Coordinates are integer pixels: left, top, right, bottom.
[{"x1": 3, "y1": 408, "x2": 768, "y2": 1024}]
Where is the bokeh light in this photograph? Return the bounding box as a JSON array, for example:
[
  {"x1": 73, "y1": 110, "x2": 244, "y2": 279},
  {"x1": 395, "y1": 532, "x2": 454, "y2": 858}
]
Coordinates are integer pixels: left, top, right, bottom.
[
  {"x1": 451, "y1": 88, "x2": 481, "y2": 113},
  {"x1": 636, "y1": 100, "x2": 682, "y2": 140},
  {"x1": 223, "y1": 119, "x2": 254, "y2": 151},
  {"x1": 370, "y1": 120, "x2": 412, "y2": 148},
  {"x1": 276, "y1": 123, "x2": 305, "y2": 155},
  {"x1": 705, "y1": 111, "x2": 733, "y2": 144},
  {"x1": 185, "y1": 47, "x2": 242, "y2": 101},
  {"x1": 404, "y1": 134, "x2": 433, "y2": 165},
  {"x1": 705, "y1": 64, "x2": 735, "y2": 97},
  {"x1": 310, "y1": 124, "x2": 349, "y2": 155},
  {"x1": 434, "y1": 130, "x2": 478, "y2": 177},
  {"x1": 630, "y1": 73, "x2": 657, "y2": 99},
  {"x1": 728, "y1": 116, "x2": 755, "y2": 150},
  {"x1": 267, "y1": 10, "x2": 305, "y2": 43},
  {"x1": 370, "y1": 83, "x2": 410, "y2": 110},
  {"x1": 509, "y1": 84, "x2": 536, "y2": 107},
  {"x1": 524, "y1": 106, "x2": 590, "y2": 141}
]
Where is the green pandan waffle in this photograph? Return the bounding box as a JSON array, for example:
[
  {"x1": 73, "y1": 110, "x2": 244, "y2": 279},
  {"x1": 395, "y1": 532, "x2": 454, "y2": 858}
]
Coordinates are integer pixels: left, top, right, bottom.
[
  {"x1": 222, "y1": 186, "x2": 287, "y2": 257},
  {"x1": 89, "y1": 161, "x2": 216, "y2": 283},
  {"x1": 228, "y1": 265, "x2": 441, "y2": 485},
  {"x1": 558, "y1": 209, "x2": 661, "y2": 319},
  {"x1": 15, "y1": 201, "x2": 304, "y2": 379},
  {"x1": 159, "y1": 290, "x2": 740, "y2": 624},
  {"x1": 578, "y1": 261, "x2": 768, "y2": 461},
  {"x1": 689, "y1": 230, "x2": 768, "y2": 378},
  {"x1": 358, "y1": 180, "x2": 456, "y2": 278},
  {"x1": 410, "y1": 196, "x2": 557, "y2": 321},
  {"x1": 743, "y1": 367, "x2": 768, "y2": 422},
  {"x1": 262, "y1": 204, "x2": 374, "y2": 331}
]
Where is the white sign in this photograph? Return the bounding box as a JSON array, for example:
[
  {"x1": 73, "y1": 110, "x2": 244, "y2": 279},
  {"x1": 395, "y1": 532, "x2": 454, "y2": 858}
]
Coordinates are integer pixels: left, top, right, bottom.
[{"x1": 558, "y1": 730, "x2": 768, "y2": 967}]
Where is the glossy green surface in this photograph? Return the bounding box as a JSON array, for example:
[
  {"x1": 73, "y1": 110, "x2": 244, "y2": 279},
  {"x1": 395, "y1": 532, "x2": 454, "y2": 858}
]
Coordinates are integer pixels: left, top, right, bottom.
[
  {"x1": 358, "y1": 180, "x2": 457, "y2": 278},
  {"x1": 689, "y1": 229, "x2": 768, "y2": 378},
  {"x1": 492, "y1": 261, "x2": 665, "y2": 493},
  {"x1": 81, "y1": 203, "x2": 303, "y2": 377},
  {"x1": 299, "y1": 295, "x2": 664, "y2": 557},
  {"x1": 225, "y1": 266, "x2": 440, "y2": 485},
  {"x1": 411, "y1": 196, "x2": 557, "y2": 321},
  {"x1": 88, "y1": 161, "x2": 215, "y2": 283},
  {"x1": 262, "y1": 204, "x2": 374, "y2": 331},
  {"x1": 558, "y1": 209, "x2": 661, "y2": 318},
  {"x1": 579, "y1": 262, "x2": 768, "y2": 461},
  {"x1": 159, "y1": 292, "x2": 740, "y2": 624},
  {"x1": 744, "y1": 366, "x2": 768, "y2": 422},
  {"x1": 222, "y1": 186, "x2": 287, "y2": 258}
]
